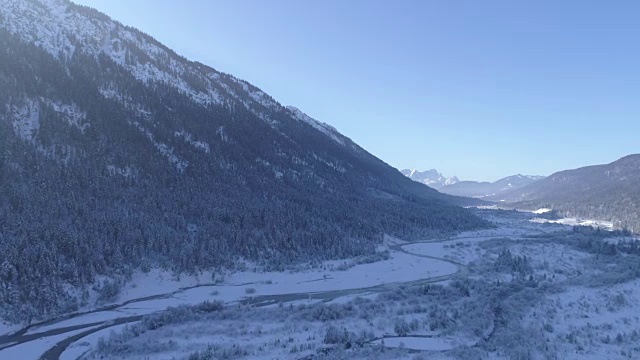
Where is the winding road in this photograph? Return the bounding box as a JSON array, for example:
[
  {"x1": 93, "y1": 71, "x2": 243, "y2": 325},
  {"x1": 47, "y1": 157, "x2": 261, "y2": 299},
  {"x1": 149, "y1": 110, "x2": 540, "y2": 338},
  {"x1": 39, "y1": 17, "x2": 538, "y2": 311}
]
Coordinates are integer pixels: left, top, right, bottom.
[{"x1": 0, "y1": 235, "x2": 496, "y2": 360}]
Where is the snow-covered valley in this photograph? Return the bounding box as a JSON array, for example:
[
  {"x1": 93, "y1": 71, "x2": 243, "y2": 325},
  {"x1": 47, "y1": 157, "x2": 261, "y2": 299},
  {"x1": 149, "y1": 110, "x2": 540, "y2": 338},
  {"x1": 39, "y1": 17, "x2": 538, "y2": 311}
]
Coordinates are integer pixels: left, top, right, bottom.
[{"x1": 2, "y1": 209, "x2": 638, "y2": 360}]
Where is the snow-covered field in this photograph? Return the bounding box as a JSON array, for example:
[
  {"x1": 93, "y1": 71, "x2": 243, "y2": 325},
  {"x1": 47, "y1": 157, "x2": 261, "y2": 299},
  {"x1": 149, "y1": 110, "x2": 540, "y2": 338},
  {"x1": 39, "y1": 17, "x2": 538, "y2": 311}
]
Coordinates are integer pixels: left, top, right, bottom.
[
  {"x1": 2, "y1": 209, "x2": 639, "y2": 360},
  {"x1": 18, "y1": 247, "x2": 457, "y2": 338},
  {"x1": 0, "y1": 322, "x2": 21, "y2": 338},
  {"x1": 531, "y1": 216, "x2": 615, "y2": 229},
  {"x1": 1, "y1": 327, "x2": 100, "y2": 360},
  {"x1": 60, "y1": 324, "x2": 132, "y2": 360},
  {"x1": 525, "y1": 279, "x2": 640, "y2": 359}
]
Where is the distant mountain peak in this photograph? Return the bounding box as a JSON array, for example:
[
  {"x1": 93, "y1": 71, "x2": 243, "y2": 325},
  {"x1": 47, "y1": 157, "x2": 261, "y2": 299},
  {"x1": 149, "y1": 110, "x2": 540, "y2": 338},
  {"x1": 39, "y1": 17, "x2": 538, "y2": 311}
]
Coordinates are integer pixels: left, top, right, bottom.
[
  {"x1": 433, "y1": 173, "x2": 545, "y2": 198},
  {"x1": 401, "y1": 168, "x2": 459, "y2": 189}
]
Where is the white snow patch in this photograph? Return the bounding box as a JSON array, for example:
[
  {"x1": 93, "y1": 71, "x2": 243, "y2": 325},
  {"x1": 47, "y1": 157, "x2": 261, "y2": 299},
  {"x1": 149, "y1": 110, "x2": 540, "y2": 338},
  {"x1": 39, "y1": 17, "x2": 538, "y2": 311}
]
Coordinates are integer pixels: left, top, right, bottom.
[
  {"x1": 156, "y1": 143, "x2": 188, "y2": 172},
  {"x1": 531, "y1": 217, "x2": 614, "y2": 230},
  {"x1": 9, "y1": 99, "x2": 40, "y2": 142},
  {"x1": 131, "y1": 121, "x2": 188, "y2": 172},
  {"x1": 216, "y1": 126, "x2": 229, "y2": 143},
  {"x1": 46, "y1": 100, "x2": 89, "y2": 133},
  {"x1": 533, "y1": 208, "x2": 552, "y2": 214},
  {"x1": 174, "y1": 130, "x2": 210, "y2": 153},
  {"x1": 106, "y1": 165, "x2": 135, "y2": 178}
]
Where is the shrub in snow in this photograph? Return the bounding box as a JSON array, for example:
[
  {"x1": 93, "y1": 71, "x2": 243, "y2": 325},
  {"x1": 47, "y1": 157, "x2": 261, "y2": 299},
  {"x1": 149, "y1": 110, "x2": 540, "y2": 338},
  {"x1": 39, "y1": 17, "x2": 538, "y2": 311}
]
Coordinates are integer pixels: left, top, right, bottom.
[
  {"x1": 187, "y1": 343, "x2": 248, "y2": 360},
  {"x1": 193, "y1": 300, "x2": 224, "y2": 313},
  {"x1": 323, "y1": 325, "x2": 353, "y2": 345},
  {"x1": 94, "y1": 278, "x2": 125, "y2": 302},
  {"x1": 295, "y1": 302, "x2": 357, "y2": 322},
  {"x1": 394, "y1": 317, "x2": 411, "y2": 336}
]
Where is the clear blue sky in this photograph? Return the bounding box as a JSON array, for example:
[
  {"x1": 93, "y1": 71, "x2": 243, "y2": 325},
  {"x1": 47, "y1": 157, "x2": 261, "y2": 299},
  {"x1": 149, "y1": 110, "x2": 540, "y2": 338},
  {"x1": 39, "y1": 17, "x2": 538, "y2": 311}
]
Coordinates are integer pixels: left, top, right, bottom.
[{"x1": 75, "y1": 0, "x2": 639, "y2": 181}]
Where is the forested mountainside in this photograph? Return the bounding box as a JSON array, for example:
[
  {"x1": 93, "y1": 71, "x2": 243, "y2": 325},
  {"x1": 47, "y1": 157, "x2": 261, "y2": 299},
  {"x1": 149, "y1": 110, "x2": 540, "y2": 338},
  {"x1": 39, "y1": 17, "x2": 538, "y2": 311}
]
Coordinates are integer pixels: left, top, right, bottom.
[
  {"x1": 0, "y1": 0, "x2": 488, "y2": 322},
  {"x1": 440, "y1": 174, "x2": 545, "y2": 198},
  {"x1": 493, "y1": 155, "x2": 640, "y2": 233}
]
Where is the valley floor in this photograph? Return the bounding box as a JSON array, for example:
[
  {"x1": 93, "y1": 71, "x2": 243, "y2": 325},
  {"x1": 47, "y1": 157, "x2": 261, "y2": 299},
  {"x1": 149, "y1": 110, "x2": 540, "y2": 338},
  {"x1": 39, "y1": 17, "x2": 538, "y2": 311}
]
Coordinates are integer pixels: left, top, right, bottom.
[{"x1": 1, "y1": 209, "x2": 638, "y2": 360}]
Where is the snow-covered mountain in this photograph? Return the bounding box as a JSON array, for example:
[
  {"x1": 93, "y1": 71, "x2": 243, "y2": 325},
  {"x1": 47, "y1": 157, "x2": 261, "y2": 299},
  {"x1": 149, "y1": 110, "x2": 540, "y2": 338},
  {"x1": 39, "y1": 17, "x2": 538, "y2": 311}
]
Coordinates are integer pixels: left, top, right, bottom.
[
  {"x1": 400, "y1": 167, "x2": 543, "y2": 197},
  {"x1": 400, "y1": 168, "x2": 460, "y2": 189},
  {"x1": 0, "y1": 0, "x2": 488, "y2": 321},
  {"x1": 439, "y1": 174, "x2": 545, "y2": 198},
  {"x1": 490, "y1": 154, "x2": 640, "y2": 232}
]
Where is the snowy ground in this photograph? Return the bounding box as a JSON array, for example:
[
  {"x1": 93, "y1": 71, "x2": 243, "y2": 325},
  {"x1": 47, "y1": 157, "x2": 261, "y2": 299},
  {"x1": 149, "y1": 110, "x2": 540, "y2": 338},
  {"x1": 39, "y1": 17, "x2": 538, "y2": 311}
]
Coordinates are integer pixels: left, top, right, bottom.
[
  {"x1": 2, "y1": 209, "x2": 639, "y2": 360},
  {"x1": 60, "y1": 324, "x2": 132, "y2": 360},
  {"x1": 531, "y1": 216, "x2": 615, "y2": 229},
  {"x1": 525, "y1": 279, "x2": 640, "y2": 359},
  {"x1": 1, "y1": 327, "x2": 100, "y2": 360},
  {"x1": 19, "y1": 248, "x2": 457, "y2": 337},
  {"x1": 0, "y1": 322, "x2": 21, "y2": 338}
]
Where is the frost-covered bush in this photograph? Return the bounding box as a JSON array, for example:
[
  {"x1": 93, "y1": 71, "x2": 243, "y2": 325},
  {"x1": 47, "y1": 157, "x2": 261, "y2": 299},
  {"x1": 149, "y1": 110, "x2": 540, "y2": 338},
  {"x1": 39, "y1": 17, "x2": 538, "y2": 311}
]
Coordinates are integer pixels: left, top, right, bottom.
[
  {"x1": 428, "y1": 306, "x2": 454, "y2": 331},
  {"x1": 94, "y1": 278, "x2": 124, "y2": 302},
  {"x1": 187, "y1": 343, "x2": 248, "y2": 360},
  {"x1": 394, "y1": 318, "x2": 409, "y2": 336},
  {"x1": 323, "y1": 325, "x2": 353, "y2": 345},
  {"x1": 353, "y1": 329, "x2": 376, "y2": 347},
  {"x1": 353, "y1": 251, "x2": 391, "y2": 265},
  {"x1": 353, "y1": 297, "x2": 387, "y2": 320},
  {"x1": 95, "y1": 329, "x2": 178, "y2": 356},
  {"x1": 448, "y1": 346, "x2": 488, "y2": 360},
  {"x1": 298, "y1": 303, "x2": 356, "y2": 322},
  {"x1": 193, "y1": 300, "x2": 224, "y2": 313}
]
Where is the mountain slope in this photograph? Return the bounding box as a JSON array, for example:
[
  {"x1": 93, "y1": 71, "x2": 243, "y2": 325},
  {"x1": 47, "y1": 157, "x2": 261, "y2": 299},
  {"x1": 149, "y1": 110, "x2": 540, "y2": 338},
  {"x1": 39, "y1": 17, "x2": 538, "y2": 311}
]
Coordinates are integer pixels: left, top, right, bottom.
[
  {"x1": 400, "y1": 168, "x2": 459, "y2": 189},
  {"x1": 439, "y1": 174, "x2": 545, "y2": 198},
  {"x1": 492, "y1": 155, "x2": 640, "y2": 232},
  {"x1": 0, "y1": 0, "x2": 488, "y2": 322}
]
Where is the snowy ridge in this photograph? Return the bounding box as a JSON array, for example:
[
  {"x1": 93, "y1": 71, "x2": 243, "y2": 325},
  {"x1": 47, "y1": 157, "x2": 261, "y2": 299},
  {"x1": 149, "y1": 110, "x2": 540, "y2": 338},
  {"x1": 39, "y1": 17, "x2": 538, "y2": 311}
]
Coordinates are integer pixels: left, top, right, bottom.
[
  {"x1": 286, "y1": 106, "x2": 345, "y2": 146},
  {"x1": 0, "y1": 0, "x2": 352, "y2": 147},
  {"x1": 0, "y1": 0, "x2": 330, "y2": 143},
  {"x1": 0, "y1": 0, "x2": 351, "y2": 147},
  {"x1": 0, "y1": 0, "x2": 223, "y2": 107}
]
